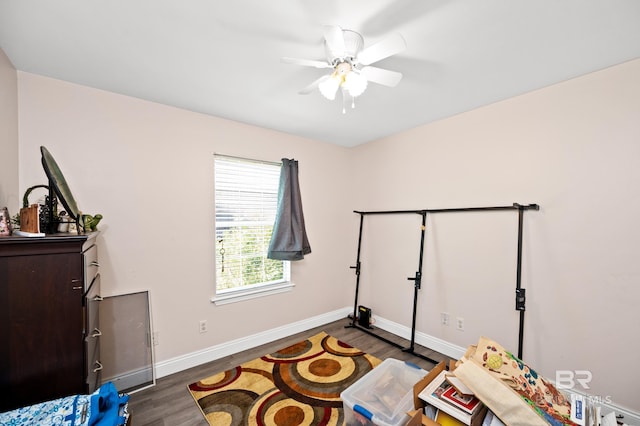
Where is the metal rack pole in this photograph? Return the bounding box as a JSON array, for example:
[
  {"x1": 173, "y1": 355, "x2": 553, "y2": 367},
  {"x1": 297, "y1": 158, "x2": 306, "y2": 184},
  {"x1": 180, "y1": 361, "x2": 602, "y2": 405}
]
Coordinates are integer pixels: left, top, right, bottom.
[
  {"x1": 348, "y1": 213, "x2": 365, "y2": 327},
  {"x1": 406, "y1": 211, "x2": 426, "y2": 353},
  {"x1": 515, "y1": 204, "x2": 527, "y2": 359}
]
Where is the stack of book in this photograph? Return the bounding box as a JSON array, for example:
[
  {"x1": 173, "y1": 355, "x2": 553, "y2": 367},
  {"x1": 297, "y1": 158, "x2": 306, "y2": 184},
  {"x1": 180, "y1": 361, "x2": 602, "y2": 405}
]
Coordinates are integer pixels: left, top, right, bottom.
[{"x1": 418, "y1": 370, "x2": 487, "y2": 426}]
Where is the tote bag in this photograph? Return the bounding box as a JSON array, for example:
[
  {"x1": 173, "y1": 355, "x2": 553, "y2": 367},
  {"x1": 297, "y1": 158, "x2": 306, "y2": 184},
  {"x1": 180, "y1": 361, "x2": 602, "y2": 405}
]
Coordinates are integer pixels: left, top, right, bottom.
[{"x1": 453, "y1": 337, "x2": 578, "y2": 426}]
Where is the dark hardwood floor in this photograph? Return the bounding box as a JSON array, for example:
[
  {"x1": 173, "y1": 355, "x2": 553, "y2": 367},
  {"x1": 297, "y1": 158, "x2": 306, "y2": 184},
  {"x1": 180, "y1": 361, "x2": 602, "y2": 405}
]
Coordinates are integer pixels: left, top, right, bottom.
[{"x1": 127, "y1": 319, "x2": 451, "y2": 425}]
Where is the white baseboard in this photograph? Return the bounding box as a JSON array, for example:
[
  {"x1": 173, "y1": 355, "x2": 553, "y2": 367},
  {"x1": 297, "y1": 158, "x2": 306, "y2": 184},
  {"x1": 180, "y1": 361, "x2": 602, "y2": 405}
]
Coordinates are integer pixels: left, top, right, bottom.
[
  {"x1": 154, "y1": 307, "x2": 351, "y2": 379},
  {"x1": 603, "y1": 403, "x2": 640, "y2": 425},
  {"x1": 372, "y1": 315, "x2": 467, "y2": 361},
  {"x1": 154, "y1": 308, "x2": 460, "y2": 380}
]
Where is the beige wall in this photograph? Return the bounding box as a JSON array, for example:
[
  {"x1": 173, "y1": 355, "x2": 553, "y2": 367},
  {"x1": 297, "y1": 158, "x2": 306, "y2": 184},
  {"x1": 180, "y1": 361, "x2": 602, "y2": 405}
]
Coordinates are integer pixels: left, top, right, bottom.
[
  {"x1": 16, "y1": 72, "x2": 356, "y2": 363},
  {"x1": 0, "y1": 48, "x2": 18, "y2": 211},
  {"x1": 351, "y1": 58, "x2": 640, "y2": 412}
]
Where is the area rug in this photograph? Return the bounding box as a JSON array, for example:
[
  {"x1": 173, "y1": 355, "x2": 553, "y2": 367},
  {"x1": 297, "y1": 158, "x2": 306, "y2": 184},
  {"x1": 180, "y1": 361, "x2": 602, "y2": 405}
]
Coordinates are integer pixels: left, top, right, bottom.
[{"x1": 188, "y1": 331, "x2": 381, "y2": 426}]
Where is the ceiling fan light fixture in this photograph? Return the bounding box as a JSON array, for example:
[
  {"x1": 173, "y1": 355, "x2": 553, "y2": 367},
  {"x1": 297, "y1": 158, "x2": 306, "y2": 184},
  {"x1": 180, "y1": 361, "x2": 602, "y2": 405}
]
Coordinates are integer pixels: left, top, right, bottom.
[
  {"x1": 283, "y1": 25, "x2": 406, "y2": 110},
  {"x1": 318, "y1": 74, "x2": 341, "y2": 100},
  {"x1": 343, "y1": 71, "x2": 368, "y2": 97}
]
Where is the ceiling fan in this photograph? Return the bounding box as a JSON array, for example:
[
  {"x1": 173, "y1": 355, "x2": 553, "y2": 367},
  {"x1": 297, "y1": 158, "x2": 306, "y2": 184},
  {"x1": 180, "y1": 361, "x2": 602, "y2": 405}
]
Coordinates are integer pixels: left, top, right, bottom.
[{"x1": 282, "y1": 25, "x2": 406, "y2": 112}]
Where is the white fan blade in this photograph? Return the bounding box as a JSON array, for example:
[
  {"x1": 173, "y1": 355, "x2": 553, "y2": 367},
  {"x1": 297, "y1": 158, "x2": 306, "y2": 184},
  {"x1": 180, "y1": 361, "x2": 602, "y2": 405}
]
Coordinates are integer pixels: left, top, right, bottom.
[
  {"x1": 299, "y1": 75, "x2": 330, "y2": 94},
  {"x1": 323, "y1": 25, "x2": 346, "y2": 58},
  {"x1": 281, "y1": 57, "x2": 332, "y2": 69},
  {"x1": 357, "y1": 33, "x2": 406, "y2": 65},
  {"x1": 361, "y1": 66, "x2": 403, "y2": 87}
]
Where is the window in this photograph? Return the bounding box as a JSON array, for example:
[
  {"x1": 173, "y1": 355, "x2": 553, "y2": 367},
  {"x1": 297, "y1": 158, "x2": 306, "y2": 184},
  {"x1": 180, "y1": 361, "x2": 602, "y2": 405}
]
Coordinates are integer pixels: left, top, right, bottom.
[{"x1": 213, "y1": 155, "x2": 291, "y2": 304}]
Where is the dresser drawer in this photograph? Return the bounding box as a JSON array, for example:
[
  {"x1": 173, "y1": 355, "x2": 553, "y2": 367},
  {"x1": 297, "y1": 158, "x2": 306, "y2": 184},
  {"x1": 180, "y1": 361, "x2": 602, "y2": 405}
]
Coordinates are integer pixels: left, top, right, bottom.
[
  {"x1": 86, "y1": 335, "x2": 102, "y2": 392},
  {"x1": 85, "y1": 273, "x2": 101, "y2": 329},
  {"x1": 84, "y1": 267, "x2": 102, "y2": 393},
  {"x1": 83, "y1": 243, "x2": 99, "y2": 292}
]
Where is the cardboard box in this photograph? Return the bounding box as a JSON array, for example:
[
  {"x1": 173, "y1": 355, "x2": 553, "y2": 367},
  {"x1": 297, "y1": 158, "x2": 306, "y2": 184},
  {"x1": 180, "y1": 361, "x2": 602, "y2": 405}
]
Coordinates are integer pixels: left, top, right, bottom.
[
  {"x1": 407, "y1": 409, "x2": 440, "y2": 426},
  {"x1": 408, "y1": 360, "x2": 487, "y2": 426},
  {"x1": 407, "y1": 361, "x2": 449, "y2": 426}
]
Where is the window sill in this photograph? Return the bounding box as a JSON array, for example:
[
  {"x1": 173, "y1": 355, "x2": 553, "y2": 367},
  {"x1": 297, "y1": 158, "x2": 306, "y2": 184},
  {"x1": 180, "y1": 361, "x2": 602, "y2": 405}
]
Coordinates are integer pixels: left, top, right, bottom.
[{"x1": 211, "y1": 282, "x2": 295, "y2": 305}]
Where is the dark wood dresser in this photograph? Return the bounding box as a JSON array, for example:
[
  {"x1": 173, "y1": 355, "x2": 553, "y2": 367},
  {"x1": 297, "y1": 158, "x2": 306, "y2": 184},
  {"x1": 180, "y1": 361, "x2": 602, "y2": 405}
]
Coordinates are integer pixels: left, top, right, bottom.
[{"x1": 0, "y1": 232, "x2": 102, "y2": 411}]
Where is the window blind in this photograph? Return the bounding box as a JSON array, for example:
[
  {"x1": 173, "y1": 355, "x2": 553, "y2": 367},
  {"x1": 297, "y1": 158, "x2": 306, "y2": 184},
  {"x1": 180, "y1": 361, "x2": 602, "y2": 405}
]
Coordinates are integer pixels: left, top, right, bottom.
[{"x1": 214, "y1": 155, "x2": 286, "y2": 291}]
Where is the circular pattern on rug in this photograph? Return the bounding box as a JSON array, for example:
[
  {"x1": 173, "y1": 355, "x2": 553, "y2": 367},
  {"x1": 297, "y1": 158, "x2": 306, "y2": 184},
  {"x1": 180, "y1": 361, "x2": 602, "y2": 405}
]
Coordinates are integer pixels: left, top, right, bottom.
[
  {"x1": 268, "y1": 339, "x2": 313, "y2": 360},
  {"x1": 273, "y1": 352, "x2": 373, "y2": 407},
  {"x1": 296, "y1": 353, "x2": 356, "y2": 385},
  {"x1": 308, "y1": 358, "x2": 341, "y2": 377},
  {"x1": 199, "y1": 389, "x2": 258, "y2": 426},
  {"x1": 188, "y1": 366, "x2": 242, "y2": 392},
  {"x1": 274, "y1": 406, "x2": 305, "y2": 424},
  {"x1": 187, "y1": 333, "x2": 379, "y2": 426},
  {"x1": 321, "y1": 335, "x2": 365, "y2": 357},
  {"x1": 251, "y1": 388, "x2": 340, "y2": 426}
]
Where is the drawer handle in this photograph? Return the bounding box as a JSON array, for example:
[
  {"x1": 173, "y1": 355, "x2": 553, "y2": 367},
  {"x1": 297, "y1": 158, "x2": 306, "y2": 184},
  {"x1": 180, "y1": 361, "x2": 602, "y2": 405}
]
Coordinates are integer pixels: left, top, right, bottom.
[
  {"x1": 72, "y1": 286, "x2": 83, "y2": 290},
  {"x1": 89, "y1": 261, "x2": 100, "y2": 267},
  {"x1": 93, "y1": 295, "x2": 104, "y2": 302},
  {"x1": 71, "y1": 279, "x2": 82, "y2": 283},
  {"x1": 90, "y1": 328, "x2": 102, "y2": 338},
  {"x1": 93, "y1": 361, "x2": 103, "y2": 373}
]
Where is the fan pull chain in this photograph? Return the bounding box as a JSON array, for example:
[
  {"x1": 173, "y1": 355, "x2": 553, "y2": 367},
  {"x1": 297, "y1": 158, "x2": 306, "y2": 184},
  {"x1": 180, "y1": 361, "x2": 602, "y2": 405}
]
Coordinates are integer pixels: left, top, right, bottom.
[
  {"x1": 341, "y1": 92, "x2": 358, "y2": 114},
  {"x1": 218, "y1": 239, "x2": 225, "y2": 273}
]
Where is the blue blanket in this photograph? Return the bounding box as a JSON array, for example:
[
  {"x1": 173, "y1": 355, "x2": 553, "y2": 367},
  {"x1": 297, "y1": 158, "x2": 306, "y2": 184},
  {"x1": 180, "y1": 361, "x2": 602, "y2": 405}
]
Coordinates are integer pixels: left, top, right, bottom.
[{"x1": 0, "y1": 382, "x2": 129, "y2": 426}]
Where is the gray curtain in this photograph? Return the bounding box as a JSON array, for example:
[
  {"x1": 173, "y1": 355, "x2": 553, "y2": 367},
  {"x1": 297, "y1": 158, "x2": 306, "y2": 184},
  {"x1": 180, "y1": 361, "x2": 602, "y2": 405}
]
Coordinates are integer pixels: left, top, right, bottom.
[{"x1": 268, "y1": 158, "x2": 311, "y2": 260}]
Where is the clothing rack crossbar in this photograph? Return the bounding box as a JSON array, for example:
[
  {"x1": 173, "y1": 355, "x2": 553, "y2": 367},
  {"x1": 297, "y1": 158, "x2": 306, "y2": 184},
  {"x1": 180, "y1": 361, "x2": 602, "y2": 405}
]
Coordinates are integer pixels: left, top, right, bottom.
[
  {"x1": 347, "y1": 202, "x2": 539, "y2": 363},
  {"x1": 354, "y1": 203, "x2": 539, "y2": 215}
]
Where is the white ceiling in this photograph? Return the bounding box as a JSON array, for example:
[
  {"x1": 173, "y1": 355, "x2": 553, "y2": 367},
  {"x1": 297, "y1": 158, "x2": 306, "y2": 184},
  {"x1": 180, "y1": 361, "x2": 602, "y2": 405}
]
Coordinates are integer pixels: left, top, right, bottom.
[{"x1": 1, "y1": 0, "x2": 639, "y2": 147}]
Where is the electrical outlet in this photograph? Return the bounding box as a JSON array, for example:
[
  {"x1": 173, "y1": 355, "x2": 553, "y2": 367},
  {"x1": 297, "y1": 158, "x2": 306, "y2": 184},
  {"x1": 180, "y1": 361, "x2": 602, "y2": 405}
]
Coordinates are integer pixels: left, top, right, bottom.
[
  {"x1": 440, "y1": 312, "x2": 450, "y2": 326},
  {"x1": 152, "y1": 331, "x2": 159, "y2": 346},
  {"x1": 456, "y1": 317, "x2": 464, "y2": 331},
  {"x1": 199, "y1": 320, "x2": 208, "y2": 333}
]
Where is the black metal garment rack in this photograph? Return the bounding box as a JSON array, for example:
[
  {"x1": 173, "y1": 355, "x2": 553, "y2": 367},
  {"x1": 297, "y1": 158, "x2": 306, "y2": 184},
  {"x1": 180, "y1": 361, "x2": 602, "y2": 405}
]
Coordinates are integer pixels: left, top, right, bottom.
[{"x1": 346, "y1": 203, "x2": 539, "y2": 363}]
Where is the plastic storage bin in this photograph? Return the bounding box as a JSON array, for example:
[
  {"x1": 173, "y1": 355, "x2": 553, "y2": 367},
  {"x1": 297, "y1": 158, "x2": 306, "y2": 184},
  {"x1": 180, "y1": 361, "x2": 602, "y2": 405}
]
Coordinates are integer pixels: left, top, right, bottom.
[{"x1": 341, "y1": 358, "x2": 427, "y2": 426}]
